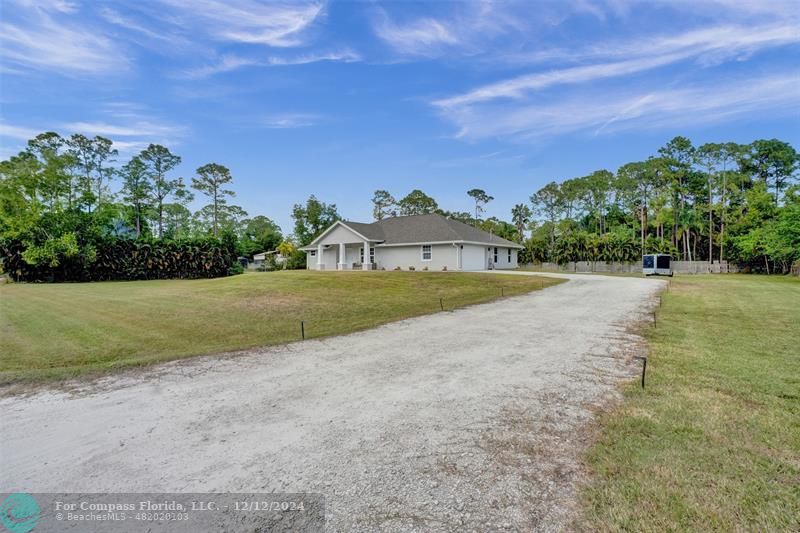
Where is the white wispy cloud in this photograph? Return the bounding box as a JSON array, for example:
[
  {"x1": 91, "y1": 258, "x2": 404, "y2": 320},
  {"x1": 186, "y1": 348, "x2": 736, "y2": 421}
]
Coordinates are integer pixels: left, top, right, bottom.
[
  {"x1": 157, "y1": 0, "x2": 325, "y2": 47},
  {"x1": 62, "y1": 121, "x2": 185, "y2": 139},
  {"x1": 435, "y1": 53, "x2": 687, "y2": 108},
  {"x1": 1, "y1": 106, "x2": 187, "y2": 159},
  {"x1": 436, "y1": 23, "x2": 800, "y2": 108},
  {"x1": 0, "y1": 123, "x2": 43, "y2": 141},
  {"x1": 504, "y1": 23, "x2": 800, "y2": 67},
  {"x1": 261, "y1": 113, "x2": 320, "y2": 129},
  {"x1": 179, "y1": 55, "x2": 263, "y2": 79},
  {"x1": 371, "y1": 0, "x2": 532, "y2": 58},
  {"x1": 656, "y1": 0, "x2": 800, "y2": 20},
  {"x1": 180, "y1": 49, "x2": 360, "y2": 79},
  {"x1": 374, "y1": 15, "x2": 460, "y2": 56},
  {"x1": 63, "y1": 110, "x2": 187, "y2": 155},
  {"x1": 441, "y1": 73, "x2": 800, "y2": 141},
  {"x1": 13, "y1": 0, "x2": 78, "y2": 14},
  {"x1": 266, "y1": 49, "x2": 361, "y2": 66},
  {"x1": 0, "y1": 2, "x2": 128, "y2": 75},
  {"x1": 99, "y1": 7, "x2": 184, "y2": 44}
]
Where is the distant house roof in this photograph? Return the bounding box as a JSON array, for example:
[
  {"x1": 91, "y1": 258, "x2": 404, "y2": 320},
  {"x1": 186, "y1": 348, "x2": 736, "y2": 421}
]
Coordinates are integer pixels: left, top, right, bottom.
[{"x1": 304, "y1": 214, "x2": 523, "y2": 249}]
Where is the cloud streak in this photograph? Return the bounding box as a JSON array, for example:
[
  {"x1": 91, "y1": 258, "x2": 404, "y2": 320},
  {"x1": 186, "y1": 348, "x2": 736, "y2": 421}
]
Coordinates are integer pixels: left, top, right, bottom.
[
  {"x1": 180, "y1": 49, "x2": 360, "y2": 79},
  {"x1": 261, "y1": 113, "x2": 321, "y2": 129},
  {"x1": 62, "y1": 121, "x2": 185, "y2": 139},
  {"x1": 157, "y1": 0, "x2": 325, "y2": 47},
  {"x1": 266, "y1": 50, "x2": 360, "y2": 66},
  {"x1": 1, "y1": 105, "x2": 187, "y2": 159},
  {"x1": 436, "y1": 23, "x2": 800, "y2": 108},
  {"x1": 179, "y1": 55, "x2": 263, "y2": 79},
  {"x1": 99, "y1": 7, "x2": 186, "y2": 45},
  {"x1": 0, "y1": 123, "x2": 43, "y2": 141},
  {"x1": 373, "y1": 15, "x2": 460, "y2": 57},
  {"x1": 441, "y1": 73, "x2": 800, "y2": 141},
  {"x1": 371, "y1": 1, "x2": 529, "y2": 58},
  {"x1": 435, "y1": 53, "x2": 687, "y2": 108},
  {"x1": 0, "y1": 2, "x2": 128, "y2": 75}
]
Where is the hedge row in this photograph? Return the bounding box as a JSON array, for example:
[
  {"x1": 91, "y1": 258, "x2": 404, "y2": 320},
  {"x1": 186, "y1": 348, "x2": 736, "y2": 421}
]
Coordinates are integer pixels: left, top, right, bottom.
[{"x1": 1, "y1": 238, "x2": 238, "y2": 282}]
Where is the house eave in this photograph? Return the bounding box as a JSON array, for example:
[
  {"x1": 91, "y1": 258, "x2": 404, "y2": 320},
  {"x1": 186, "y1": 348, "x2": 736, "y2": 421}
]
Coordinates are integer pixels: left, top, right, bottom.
[
  {"x1": 375, "y1": 240, "x2": 524, "y2": 249},
  {"x1": 304, "y1": 220, "x2": 381, "y2": 248},
  {"x1": 300, "y1": 239, "x2": 523, "y2": 251}
]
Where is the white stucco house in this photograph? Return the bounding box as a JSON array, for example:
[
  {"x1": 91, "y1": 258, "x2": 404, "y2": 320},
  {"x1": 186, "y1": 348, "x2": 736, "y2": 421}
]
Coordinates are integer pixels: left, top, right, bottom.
[{"x1": 300, "y1": 213, "x2": 523, "y2": 271}]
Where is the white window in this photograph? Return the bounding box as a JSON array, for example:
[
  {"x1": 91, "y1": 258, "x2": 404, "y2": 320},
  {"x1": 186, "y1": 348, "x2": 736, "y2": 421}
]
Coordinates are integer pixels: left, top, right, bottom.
[
  {"x1": 421, "y1": 245, "x2": 432, "y2": 261},
  {"x1": 493, "y1": 247, "x2": 498, "y2": 263},
  {"x1": 360, "y1": 247, "x2": 375, "y2": 263},
  {"x1": 507, "y1": 248, "x2": 512, "y2": 262},
  {"x1": 309, "y1": 250, "x2": 317, "y2": 257}
]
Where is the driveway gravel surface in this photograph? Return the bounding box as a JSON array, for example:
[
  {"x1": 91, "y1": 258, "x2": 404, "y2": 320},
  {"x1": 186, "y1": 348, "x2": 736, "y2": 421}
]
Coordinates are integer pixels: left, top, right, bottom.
[{"x1": 1, "y1": 272, "x2": 664, "y2": 531}]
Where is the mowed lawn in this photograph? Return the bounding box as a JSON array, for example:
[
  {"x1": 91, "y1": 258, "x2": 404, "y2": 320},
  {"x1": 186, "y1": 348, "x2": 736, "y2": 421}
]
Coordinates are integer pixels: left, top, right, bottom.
[
  {"x1": 582, "y1": 275, "x2": 800, "y2": 531},
  {"x1": 0, "y1": 271, "x2": 558, "y2": 384}
]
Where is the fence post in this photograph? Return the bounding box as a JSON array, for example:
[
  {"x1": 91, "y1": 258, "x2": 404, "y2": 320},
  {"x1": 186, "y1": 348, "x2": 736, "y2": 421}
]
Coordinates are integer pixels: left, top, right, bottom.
[
  {"x1": 439, "y1": 298, "x2": 444, "y2": 311},
  {"x1": 641, "y1": 357, "x2": 647, "y2": 388},
  {"x1": 300, "y1": 320, "x2": 305, "y2": 340},
  {"x1": 634, "y1": 356, "x2": 647, "y2": 388}
]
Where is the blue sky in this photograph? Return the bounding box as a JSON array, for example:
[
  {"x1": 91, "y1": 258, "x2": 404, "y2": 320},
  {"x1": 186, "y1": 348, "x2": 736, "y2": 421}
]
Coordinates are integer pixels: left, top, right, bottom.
[{"x1": 1, "y1": 0, "x2": 799, "y2": 233}]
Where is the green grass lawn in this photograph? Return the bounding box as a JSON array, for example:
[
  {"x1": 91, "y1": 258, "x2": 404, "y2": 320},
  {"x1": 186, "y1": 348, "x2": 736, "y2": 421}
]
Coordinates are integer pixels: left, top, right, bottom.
[
  {"x1": 581, "y1": 275, "x2": 800, "y2": 531},
  {"x1": 0, "y1": 271, "x2": 559, "y2": 384}
]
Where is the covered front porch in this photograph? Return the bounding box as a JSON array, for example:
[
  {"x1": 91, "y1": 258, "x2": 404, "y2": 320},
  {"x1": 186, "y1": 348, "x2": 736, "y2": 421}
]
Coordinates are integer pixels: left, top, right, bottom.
[{"x1": 315, "y1": 241, "x2": 376, "y2": 271}]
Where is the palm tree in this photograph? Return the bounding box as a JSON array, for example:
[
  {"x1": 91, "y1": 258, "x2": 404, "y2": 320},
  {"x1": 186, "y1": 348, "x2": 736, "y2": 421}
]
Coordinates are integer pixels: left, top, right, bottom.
[
  {"x1": 511, "y1": 204, "x2": 532, "y2": 243},
  {"x1": 277, "y1": 241, "x2": 296, "y2": 270}
]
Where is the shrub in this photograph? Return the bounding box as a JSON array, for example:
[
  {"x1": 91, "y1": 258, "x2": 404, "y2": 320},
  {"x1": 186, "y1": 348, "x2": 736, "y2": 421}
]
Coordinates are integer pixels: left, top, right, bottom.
[
  {"x1": 1, "y1": 236, "x2": 238, "y2": 282},
  {"x1": 393, "y1": 266, "x2": 401, "y2": 271},
  {"x1": 408, "y1": 266, "x2": 415, "y2": 271}
]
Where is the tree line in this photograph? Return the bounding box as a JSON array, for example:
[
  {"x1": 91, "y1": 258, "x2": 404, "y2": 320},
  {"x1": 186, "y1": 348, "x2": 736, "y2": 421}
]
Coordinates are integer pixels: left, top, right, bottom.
[
  {"x1": 364, "y1": 137, "x2": 799, "y2": 274},
  {"x1": 2, "y1": 131, "x2": 797, "y2": 279},
  {"x1": 526, "y1": 137, "x2": 799, "y2": 273},
  {"x1": 0, "y1": 131, "x2": 287, "y2": 279}
]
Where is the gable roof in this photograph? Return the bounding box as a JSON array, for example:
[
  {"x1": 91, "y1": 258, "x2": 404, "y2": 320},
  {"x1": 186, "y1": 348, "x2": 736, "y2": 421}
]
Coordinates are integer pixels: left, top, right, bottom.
[
  {"x1": 340, "y1": 220, "x2": 385, "y2": 241},
  {"x1": 304, "y1": 214, "x2": 523, "y2": 249}
]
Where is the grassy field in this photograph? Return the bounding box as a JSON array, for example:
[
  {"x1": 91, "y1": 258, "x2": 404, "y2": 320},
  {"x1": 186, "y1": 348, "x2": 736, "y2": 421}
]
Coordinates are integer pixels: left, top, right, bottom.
[
  {"x1": 581, "y1": 275, "x2": 800, "y2": 531},
  {"x1": 0, "y1": 270, "x2": 559, "y2": 384}
]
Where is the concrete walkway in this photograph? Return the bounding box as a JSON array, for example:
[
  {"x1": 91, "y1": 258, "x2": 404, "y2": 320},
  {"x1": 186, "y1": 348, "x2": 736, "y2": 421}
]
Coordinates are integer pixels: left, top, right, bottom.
[{"x1": 1, "y1": 272, "x2": 664, "y2": 531}]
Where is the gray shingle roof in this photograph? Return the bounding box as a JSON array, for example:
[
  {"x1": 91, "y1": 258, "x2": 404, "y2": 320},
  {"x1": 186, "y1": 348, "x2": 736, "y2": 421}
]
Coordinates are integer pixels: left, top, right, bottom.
[
  {"x1": 341, "y1": 220, "x2": 385, "y2": 241},
  {"x1": 341, "y1": 214, "x2": 522, "y2": 248}
]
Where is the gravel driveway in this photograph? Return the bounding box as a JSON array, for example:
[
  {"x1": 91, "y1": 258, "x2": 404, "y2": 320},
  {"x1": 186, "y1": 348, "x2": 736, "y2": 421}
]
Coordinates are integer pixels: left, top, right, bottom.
[{"x1": 1, "y1": 272, "x2": 663, "y2": 531}]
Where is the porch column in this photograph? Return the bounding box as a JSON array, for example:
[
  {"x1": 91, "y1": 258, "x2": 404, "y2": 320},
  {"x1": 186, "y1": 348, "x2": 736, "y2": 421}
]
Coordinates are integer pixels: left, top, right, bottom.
[
  {"x1": 362, "y1": 241, "x2": 372, "y2": 270},
  {"x1": 338, "y1": 242, "x2": 346, "y2": 270},
  {"x1": 317, "y1": 244, "x2": 324, "y2": 270}
]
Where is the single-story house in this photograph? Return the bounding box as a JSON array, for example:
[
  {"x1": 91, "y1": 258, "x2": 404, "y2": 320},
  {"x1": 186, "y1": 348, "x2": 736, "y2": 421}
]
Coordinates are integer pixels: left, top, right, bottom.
[
  {"x1": 253, "y1": 251, "x2": 288, "y2": 265},
  {"x1": 250, "y1": 251, "x2": 289, "y2": 270},
  {"x1": 300, "y1": 213, "x2": 523, "y2": 271}
]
